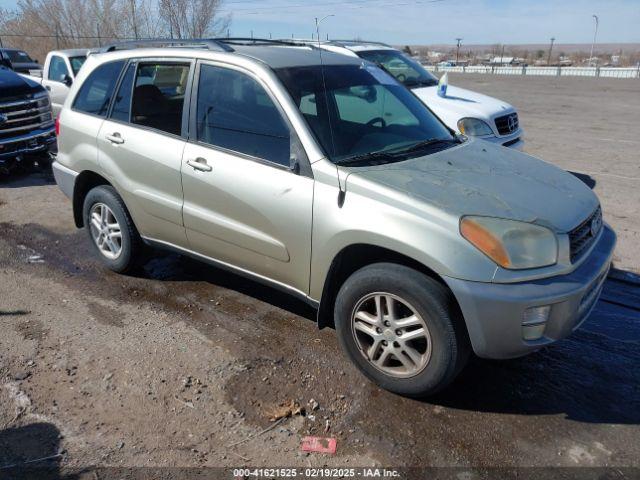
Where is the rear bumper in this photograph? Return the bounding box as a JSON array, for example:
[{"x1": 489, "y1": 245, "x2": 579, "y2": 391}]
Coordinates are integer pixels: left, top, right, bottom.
[
  {"x1": 444, "y1": 224, "x2": 616, "y2": 359},
  {"x1": 0, "y1": 126, "x2": 56, "y2": 163},
  {"x1": 52, "y1": 160, "x2": 78, "y2": 199}
]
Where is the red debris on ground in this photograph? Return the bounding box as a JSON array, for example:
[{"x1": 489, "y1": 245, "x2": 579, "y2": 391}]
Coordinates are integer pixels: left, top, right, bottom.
[{"x1": 300, "y1": 436, "x2": 337, "y2": 454}]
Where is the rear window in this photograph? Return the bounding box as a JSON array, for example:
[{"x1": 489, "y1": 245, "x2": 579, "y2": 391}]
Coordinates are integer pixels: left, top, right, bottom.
[{"x1": 73, "y1": 60, "x2": 125, "y2": 117}]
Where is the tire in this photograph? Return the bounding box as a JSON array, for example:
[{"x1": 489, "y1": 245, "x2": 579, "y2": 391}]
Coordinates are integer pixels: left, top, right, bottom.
[
  {"x1": 82, "y1": 185, "x2": 143, "y2": 274},
  {"x1": 334, "y1": 263, "x2": 469, "y2": 397}
]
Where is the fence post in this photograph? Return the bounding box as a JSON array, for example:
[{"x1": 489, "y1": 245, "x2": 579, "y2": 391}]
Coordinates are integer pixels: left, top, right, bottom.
[
  {"x1": 0, "y1": 35, "x2": 3, "y2": 48},
  {"x1": 557, "y1": 66, "x2": 561, "y2": 77},
  {"x1": 462, "y1": 65, "x2": 466, "y2": 73},
  {"x1": 596, "y1": 66, "x2": 600, "y2": 78},
  {"x1": 522, "y1": 65, "x2": 526, "y2": 75}
]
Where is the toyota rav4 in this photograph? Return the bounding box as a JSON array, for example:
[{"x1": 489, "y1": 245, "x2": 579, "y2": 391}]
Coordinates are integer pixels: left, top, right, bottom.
[{"x1": 52, "y1": 39, "x2": 615, "y2": 397}]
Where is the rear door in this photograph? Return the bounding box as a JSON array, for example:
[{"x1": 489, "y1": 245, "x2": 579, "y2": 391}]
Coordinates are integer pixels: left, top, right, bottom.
[
  {"x1": 97, "y1": 59, "x2": 193, "y2": 248},
  {"x1": 181, "y1": 62, "x2": 314, "y2": 294}
]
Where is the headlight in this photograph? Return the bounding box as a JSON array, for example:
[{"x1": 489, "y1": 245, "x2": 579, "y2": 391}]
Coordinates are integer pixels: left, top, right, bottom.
[
  {"x1": 457, "y1": 118, "x2": 493, "y2": 136},
  {"x1": 460, "y1": 216, "x2": 558, "y2": 270}
]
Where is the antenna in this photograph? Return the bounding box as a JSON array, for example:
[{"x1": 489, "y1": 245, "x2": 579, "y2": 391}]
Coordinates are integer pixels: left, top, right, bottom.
[{"x1": 315, "y1": 15, "x2": 339, "y2": 184}]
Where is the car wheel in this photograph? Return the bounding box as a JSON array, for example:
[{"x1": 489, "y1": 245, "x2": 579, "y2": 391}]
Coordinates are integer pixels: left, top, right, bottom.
[
  {"x1": 334, "y1": 263, "x2": 469, "y2": 397},
  {"x1": 82, "y1": 185, "x2": 143, "y2": 273}
]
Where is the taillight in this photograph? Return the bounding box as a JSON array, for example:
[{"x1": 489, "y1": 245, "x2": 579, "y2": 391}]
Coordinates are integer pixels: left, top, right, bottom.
[{"x1": 55, "y1": 115, "x2": 60, "y2": 136}]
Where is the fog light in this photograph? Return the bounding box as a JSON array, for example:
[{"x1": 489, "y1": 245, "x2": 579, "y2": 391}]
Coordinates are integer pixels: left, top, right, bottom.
[{"x1": 522, "y1": 305, "x2": 551, "y2": 341}]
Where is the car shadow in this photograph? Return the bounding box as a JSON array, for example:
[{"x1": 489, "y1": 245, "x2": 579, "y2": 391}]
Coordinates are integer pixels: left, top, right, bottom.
[
  {"x1": 568, "y1": 170, "x2": 596, "y2": 189},
  {"x1": 0, "y1": 422, "x2": 77, "y2": 479},
  {"x1": 140, "y1": 252, "x2": 317, "y2": 322},
  {"x1": 0, "y1": 169, "x2": 55, "y2": 189},
  {"x1": 430, "y1": 270, "x2": 640, "y2": 424}
]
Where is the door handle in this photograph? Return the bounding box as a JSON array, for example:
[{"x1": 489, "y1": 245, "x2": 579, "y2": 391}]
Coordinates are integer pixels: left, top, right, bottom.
[
  {"x1": 187, "y1": 157, "x2": 212, "y2": 172},
  {"x1": 106, "y1": 132, "x2": 125, "y2": 145}
]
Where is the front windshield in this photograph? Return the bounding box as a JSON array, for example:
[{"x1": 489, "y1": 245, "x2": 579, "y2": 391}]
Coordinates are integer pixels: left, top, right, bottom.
[
  {"x1": 356, "y1": 50, "x2": 438, "y2": 88},
  {"x1": 70, "y1": 56, "x2": 87, "y2": 76},
  {"x1": 6, "y1": 50, "x2": 34, "y2": 63},
  {"x1": 275, "y1": 63, "x2": 454, "y2": 164}
]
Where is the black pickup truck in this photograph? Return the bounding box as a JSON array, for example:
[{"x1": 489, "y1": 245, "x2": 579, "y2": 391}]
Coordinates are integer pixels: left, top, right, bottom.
[{"x1": 0, "y1": 54, "x2": 56, "y2": 175}]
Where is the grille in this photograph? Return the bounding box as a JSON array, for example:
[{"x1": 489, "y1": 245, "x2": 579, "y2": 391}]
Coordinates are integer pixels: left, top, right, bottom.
[
  {"x1": 0, "y1": 94, "x2": 53, "y2": 140},
  {"x1": 569, "y1": 207, "x2": 603, "y2": 263},
  {"x1": 494, "y1": 112, "x2": 519, "y2": 136}
]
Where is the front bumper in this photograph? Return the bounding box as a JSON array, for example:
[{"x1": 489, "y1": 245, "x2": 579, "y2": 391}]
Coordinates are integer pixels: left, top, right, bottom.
[
  {"x1": 444, "y1": 224, "x2": 616, "y2": 359},
  {"x1": 481, "y1": 129, "x2": 524, "y2": 150},
  {"x1": 0, "y1": 126, "x2": 57, "y2": 163}
]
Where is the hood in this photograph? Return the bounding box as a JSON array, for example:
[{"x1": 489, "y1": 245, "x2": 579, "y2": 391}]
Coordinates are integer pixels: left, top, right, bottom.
[
  {"x1": 412, "y1": 84, "x2": 515, "y2": 128},
  {"x1": 0, "y1": 68, "x2": 45, "y2": 98},
  {"x1": 345, "y1": 139, "x2": 599, "y2": 233}
]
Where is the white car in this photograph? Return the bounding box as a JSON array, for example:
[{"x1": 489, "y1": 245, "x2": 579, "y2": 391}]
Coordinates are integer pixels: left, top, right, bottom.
[
  {"x1": 313, "y1": 41, "x2": 524, "y2": 150},
  {"x1": 21, "y1": 49, "x2": 89, "y2": 116}
]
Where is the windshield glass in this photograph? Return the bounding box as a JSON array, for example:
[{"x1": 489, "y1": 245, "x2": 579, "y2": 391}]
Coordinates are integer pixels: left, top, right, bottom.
[
  {"x1": 6, "y1": 50, "x2": 34, "y2": 63},
  {"x1": 70, "y1": 56, "x2": 87, "y2": 76},
  {"x1": 275, "y1": 63, "x2": 453, "y2": 164},
  {"x1": 356, "y1": 50, "x2": 438, "y2": 88}
]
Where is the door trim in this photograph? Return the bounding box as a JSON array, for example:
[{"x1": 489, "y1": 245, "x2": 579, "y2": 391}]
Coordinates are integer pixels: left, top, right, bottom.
[{"x1": 141, "y1": 236, "x2": 320, "y2": 308}]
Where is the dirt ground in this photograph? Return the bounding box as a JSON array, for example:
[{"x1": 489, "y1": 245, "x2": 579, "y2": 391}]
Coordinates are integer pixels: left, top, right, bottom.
[{"x1": 1, "y1": 74, "x2": 640, "y2": 474}]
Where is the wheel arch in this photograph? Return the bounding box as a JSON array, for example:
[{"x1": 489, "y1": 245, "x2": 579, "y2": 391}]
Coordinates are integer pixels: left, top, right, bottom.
[
  {"x1": 316, "y1": 243, "x2": 454, "y2": 330},
  {"x1": 72, "y1": 170, "x2": 113, "y2": 228}
]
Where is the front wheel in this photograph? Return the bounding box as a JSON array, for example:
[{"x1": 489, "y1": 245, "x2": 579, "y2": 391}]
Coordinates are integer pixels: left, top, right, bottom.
[
  {"x1": 82, "y1": 185, "x2": 143, "y2": 273},
  {"x1": 334, "y1": 263, "x2": 469, "y2": 397}
]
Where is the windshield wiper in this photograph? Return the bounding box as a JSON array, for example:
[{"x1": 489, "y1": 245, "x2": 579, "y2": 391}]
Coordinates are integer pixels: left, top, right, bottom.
[
  {"x1": 334, "y1": 149, "x2": 398, "y2": 166},
  {"x1": 335, "y1": 138, "x2": 459, "y2": 166},
  {"x1": 390, "y1": 138, "x2": 460, "y2": 156}
]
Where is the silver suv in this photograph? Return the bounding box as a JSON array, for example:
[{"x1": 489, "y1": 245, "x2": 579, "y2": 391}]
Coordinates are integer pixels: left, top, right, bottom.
[{"x1": 52, "y1": 39, "x2": 615, "y2": 397}]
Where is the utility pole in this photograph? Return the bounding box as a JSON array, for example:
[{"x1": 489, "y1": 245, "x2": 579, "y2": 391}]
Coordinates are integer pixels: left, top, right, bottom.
[
  {"x1": 455, "y1": 38, "x2": 462, "y2": 65},
  {"x1": 547, "y1": 37, "x2": 555, "y2": 66},
  {"x1": 589, "y1": 14, "x2": 599, "y2": 66}
]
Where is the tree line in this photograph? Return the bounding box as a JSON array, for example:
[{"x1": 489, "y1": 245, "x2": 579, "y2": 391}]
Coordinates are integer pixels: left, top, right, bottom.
[{"x1": 0, "y1": 0, "x2": 230, "y2": 62}]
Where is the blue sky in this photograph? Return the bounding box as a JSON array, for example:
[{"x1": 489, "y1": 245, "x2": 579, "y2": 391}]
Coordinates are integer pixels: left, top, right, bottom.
[{"x1": 1, "y1": 0, "x2": 639, "y2": 44}]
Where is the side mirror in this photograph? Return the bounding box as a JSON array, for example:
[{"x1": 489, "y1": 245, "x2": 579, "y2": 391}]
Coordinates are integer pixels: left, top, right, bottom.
[
  {"x1": 35, "y1": 59, "x2": 39, "y2": 64},
  {"x1": 61, "y1": 74, "x2": 73, "y2": 87}
]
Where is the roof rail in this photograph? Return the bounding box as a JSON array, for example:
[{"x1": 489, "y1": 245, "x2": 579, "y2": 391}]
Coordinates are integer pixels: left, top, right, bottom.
[
  {"x1": 91, "y1": 38, "x2": 235, "y2": 54},
  {"x1": 215, "y1": 37, "x2": 313, "y2": 48}
]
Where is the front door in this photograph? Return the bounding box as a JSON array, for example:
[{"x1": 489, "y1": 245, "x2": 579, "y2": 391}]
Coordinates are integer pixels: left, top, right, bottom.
[{"x1": 181, "y1": 62, "x2": 313, "y2": 295}]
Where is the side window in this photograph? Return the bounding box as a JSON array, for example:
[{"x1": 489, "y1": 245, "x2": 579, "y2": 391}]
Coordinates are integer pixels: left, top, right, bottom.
[
  {"x1": 196, "y1": 64, "x2": 291, "y2": 167},
  {"x1": 48, "y1": 56, "x2": 69, "y2": 82},
  {"x1": 131, "y1": 62, "x2": 190, "y2": 136},
  {"x1": 111, "y1": 63, "x2": 135, "y2": 123},
  {"x1": 73, "y1": 60, "x2": 125, "y2": 117}
]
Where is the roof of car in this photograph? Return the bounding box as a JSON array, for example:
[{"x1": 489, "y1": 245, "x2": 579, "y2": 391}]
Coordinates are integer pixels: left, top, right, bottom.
[
  {"x1": 230, "y1": 44, "x2": 361, "y2": 68},
  {"x1": 55, "y1": 48, "x2": 90, "y2": 57},
  {"x1": 93, "y1": 39, "x2": 363, "y2": 69},
  {"x1": 287, "y1": 39, "x2": 397, "y2": 53}
]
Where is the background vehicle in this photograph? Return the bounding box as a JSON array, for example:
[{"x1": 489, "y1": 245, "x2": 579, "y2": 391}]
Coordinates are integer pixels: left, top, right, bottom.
[
  {"x1": 21, "y1": 49, "x2": 89, "y2": 116},
  {"x1": 53, "y1": 39, "x2": 613, "y2": 397},
  {"x1": 307, "y1": 40, "x2": 524, "y2": 150},
  {"x1": 0, "y1": 63, "x2": 56, "y2": 174},
  {"x1": 0, "y1": 47, "x2": 42, "y2": 75}
]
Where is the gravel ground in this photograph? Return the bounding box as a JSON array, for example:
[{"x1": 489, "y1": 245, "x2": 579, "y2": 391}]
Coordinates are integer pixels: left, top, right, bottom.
[{"x1": 0, "y1": 74, "x2": 639, "y2": 474}]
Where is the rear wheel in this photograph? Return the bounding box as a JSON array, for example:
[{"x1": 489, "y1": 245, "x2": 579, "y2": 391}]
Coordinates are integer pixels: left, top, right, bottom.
[
  {"x1": 334, "y1": 263, "x2": 469, "y2": 397},
  {"x1": 83, "y1": 185, "x2": 143, "y2": 273}
]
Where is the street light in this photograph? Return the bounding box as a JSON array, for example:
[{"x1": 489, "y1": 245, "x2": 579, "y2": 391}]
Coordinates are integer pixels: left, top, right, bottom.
[{"x1": 589, "y1": 14, "x2": 599, "y2": 67}]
